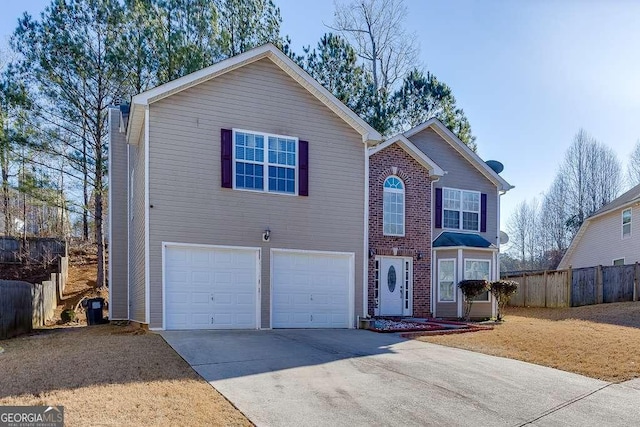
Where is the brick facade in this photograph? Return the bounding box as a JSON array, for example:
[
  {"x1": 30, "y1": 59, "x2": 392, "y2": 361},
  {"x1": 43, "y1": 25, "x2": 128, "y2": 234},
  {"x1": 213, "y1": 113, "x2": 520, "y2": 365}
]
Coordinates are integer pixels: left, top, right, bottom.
[{"x1": 369, "y1": 144, "x2": 434, "y2": 317}]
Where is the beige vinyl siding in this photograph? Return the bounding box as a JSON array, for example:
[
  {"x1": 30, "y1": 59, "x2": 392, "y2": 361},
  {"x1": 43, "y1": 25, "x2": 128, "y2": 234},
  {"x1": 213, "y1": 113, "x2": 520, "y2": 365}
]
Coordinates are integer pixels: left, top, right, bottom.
[
  {"x1": 434, "y1": 249, "x2": 458, "y2": 318},
  {"x1": 108, "y1": 109, "x2": 128, "y2": 319},
  {"x1": 128, "y1": 128, "x2": 146, "y2": 323},
  {"x1": 561, "y1": 207, "x2": 640, "y2": 269},
  {"x1": 409, "y1": 128, "x2": 498, "y2": 244},
  {"x1": 147, "y1": 58, "x2": 365, "y2": 329}
]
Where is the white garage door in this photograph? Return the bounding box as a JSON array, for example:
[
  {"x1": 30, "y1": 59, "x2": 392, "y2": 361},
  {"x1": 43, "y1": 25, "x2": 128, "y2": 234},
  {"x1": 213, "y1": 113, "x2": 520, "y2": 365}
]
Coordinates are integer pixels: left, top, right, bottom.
[
  {"x1": 164, "y1": 245, "x2": 259, "y2": 330},
  {"x1": 272, "y1": 250, "x2": 353, "y2": 328}
]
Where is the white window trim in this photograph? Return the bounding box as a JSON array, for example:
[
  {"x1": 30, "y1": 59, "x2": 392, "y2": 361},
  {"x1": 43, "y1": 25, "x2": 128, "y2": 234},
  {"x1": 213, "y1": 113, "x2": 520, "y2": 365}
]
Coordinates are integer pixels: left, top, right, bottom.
[
  {"x1": 613, "y1": 258, "x2": 625, "y2": 266},
  {"x1": 232, "y1": 128, "x2": 299, "y2": 196},
  {"x1": 383, "y1": 175, "x2": 405, "y2": 237},
  {"x1": 442, "y1": 187, "x2": 481, "y2": 232},
  {"x1": 438, "y1": 258, "x2": 456, "y2": 303},
  {"x1": 622, "y1": 208, "x2": 632, "y2": 239},
  {"x1": 463, "y1": 258, "x2": 491, "y2": 302}
]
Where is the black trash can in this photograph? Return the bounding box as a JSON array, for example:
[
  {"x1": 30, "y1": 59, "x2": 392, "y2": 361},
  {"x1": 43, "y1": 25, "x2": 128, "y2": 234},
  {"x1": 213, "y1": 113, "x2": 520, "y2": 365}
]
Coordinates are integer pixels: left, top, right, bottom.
[{"x1": 85, "y1": 297, "x2": 105, "y2": 325}]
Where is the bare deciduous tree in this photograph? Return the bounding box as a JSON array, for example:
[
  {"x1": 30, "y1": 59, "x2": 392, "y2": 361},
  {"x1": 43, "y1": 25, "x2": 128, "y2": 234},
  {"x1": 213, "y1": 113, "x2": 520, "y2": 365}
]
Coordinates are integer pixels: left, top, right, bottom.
[
  {"x1": 626, "y1": 140, "x2": 640, "y2": 187},
  {"x1": 507, "y1": 200, "x2": 537, "y2": 269},
  {"x1": 560, "y1": 129, "x2": 621, "y2": 234},
  {"x1": 331, "y1": 0, "x2": 418, "y2": 95},
  {"x1": 540, "y1": 175, "x2": 570, "y2": 253}
]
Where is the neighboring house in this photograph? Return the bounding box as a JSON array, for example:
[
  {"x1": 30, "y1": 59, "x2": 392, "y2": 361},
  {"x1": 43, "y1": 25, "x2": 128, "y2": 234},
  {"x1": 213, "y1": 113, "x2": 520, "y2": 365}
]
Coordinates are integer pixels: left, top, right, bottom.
[
  {"x1": 109, "y1": 44, "x2": 382, "y2": 330},
  {"x1": 108, "y1": 44, "x2": 512, "y2": 329},
  {"x1": 367, "y1": 119, "x2": 512, "y2": 320},
  {"x1": 558, "y1": 184, "x2": 640, "y2": 269}
]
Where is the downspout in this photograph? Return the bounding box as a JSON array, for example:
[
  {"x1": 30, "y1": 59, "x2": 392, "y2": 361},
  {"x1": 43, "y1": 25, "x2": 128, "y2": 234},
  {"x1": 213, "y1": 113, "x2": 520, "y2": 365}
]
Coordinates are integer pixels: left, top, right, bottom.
[
  {"x1": 430, "y1": 176, "x2": 440, "y2": 317},
  {"x1": 363, "y1": 142, "x2": 371, "y2": 323}
]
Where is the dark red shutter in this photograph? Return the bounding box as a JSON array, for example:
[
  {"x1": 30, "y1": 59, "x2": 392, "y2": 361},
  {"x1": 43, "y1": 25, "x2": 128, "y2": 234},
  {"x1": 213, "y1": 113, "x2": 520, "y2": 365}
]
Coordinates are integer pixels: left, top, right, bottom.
[
  {"x1": 298, "y1": 140, "x2": 309, "y2": 196},
  {"x1": 480, "y1": 193, "x2": 487, "y2": 232},
  {"x1": 435, "y1": 188, "x2": 442, "y2": 228},
  {"x1": 221, "y1": 129, "x2": 232, "y2": 188}
]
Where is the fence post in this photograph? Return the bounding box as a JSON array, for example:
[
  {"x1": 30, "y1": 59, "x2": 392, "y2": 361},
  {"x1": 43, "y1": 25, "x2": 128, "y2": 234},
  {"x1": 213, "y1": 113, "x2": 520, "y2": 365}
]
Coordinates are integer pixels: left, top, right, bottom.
[
  {"x1": 567, "y1": 266, "x2": 573, "y2": 307},
  {"x1": 543, "y1": 270, "x2": 548, "y2": 308},
  {"x1": 596, "y1": 265, "x2": 603, "y2": 304},
  {"x1": 633, "y1": 262, "x2": 639, "y2": 301},
  {"x1": 522, "y1": 273, "x2": 528, "y2": 307}
]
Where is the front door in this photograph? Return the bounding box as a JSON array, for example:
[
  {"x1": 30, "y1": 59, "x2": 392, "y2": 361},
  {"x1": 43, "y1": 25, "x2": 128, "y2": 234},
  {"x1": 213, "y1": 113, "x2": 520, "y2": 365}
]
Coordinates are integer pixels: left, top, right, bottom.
[{"x1": 380, "y1": 257, "x2": 404, "y2": 316}]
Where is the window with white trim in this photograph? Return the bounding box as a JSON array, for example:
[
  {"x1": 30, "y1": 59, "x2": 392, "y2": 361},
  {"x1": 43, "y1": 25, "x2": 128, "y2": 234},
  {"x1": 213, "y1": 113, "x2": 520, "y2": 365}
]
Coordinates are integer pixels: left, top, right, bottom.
[
  {"x1": 438, "y1": 259, "x2": 456, "y2": 302},
  {"x1": 383, "y1": 176, "x2": 405, "y2": 236},
  {"x1": 613, "y1": 258, "x2": 625, "y2": 266},
  {"x1": 233, "y1": 129, "x2": 297, "y2": 194},
  {"x1": 464, "y1": 259, "x2": 491, "y2": 301},
  {"x1": 443, "y1": 188, "x2": 480, "y2": 231},
  {"x1": 622, "y1": 208, "x2": 631, "y2": 238}
]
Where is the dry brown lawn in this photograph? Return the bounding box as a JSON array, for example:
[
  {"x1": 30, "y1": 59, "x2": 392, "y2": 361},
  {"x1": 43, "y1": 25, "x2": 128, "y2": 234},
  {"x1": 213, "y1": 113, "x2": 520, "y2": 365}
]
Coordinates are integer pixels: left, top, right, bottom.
[
  {"x1": 0, "y1": 324, "x2": 251, "y2": 427},
  {"x1": 418, "y1": 302, "x2": 640, "y2": 382}
]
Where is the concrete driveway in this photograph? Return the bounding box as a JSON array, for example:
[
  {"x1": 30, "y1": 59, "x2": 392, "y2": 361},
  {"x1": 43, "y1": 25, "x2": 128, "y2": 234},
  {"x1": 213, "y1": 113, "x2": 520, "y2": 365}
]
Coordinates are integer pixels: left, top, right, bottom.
[{"x1": 160, "y1": 329, "x2": 640, "y2": 426}]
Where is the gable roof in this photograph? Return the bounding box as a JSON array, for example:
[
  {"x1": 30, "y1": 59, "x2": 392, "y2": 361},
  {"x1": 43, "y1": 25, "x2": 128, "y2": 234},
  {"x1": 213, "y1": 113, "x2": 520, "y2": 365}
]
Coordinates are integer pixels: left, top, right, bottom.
[
  {"x1": 368, "y1": 134, "x2": 445, "y2": 177},
  {"x1": 126, "y1": 43, "x2": 382, "y2": 145},
  {"x1": 590, "y1": 183, "x2": 640, "y2": 219},
  {"x1": 558, "y1": 183, "x2": 640, "y2": 268},
  {"x1": 403, "y1": 118, "x2": 513, "y2": 193},
  {"x1": 433, "y1": 231, "x2": 495, "y2": 249}
]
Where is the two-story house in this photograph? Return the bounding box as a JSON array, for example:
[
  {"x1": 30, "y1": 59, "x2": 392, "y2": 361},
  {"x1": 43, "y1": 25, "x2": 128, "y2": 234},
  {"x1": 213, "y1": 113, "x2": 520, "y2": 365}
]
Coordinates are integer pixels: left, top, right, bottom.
[
  {"x1": 108, "y1": 44, "x2": 512, "y2": 329},
  {"x1": 558, "y1": 183, "x2": 640, "y2": 269},
  {"x1": 367, "y1": 119, "x2": 512, "y2": 320}
]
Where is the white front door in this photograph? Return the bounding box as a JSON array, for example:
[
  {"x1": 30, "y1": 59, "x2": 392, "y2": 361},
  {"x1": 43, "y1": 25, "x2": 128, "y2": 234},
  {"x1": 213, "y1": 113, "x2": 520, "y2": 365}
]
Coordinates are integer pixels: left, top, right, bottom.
[{"x1": 379, "y1": 257, "x2": 405, "y2": 316}]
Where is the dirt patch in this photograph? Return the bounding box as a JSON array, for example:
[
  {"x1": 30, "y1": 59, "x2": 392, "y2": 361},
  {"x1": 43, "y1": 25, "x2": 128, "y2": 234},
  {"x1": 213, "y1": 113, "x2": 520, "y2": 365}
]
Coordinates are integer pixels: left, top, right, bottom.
[
  {"x1": 0, "y1": 324, "x2": 251, "y2": 426},
  {"x1": 0, "y1": 262, "x2": 57, "y2": 284},
  {"x1": 416, "y1": 303, "x2": 640, "y2": 382}
]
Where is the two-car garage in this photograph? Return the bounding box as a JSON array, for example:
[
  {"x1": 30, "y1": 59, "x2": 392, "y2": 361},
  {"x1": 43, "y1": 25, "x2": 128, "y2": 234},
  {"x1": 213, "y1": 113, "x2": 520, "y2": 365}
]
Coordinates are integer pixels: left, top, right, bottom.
[{"x1": 163, "y1": 244, "x2": 354, "y2": 330}]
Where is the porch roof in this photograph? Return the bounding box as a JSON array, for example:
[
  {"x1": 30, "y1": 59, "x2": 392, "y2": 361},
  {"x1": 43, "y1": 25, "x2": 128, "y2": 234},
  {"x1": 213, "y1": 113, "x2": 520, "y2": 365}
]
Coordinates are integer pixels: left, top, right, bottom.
[{"x1": 433, "y1": 232, "x2": 495, "y2": 249}]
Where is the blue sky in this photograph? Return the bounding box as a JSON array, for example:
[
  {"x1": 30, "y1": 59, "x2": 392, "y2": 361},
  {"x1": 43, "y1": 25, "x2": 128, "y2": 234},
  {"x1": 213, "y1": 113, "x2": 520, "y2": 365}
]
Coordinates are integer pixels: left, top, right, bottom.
[{"x1": 2, "y1": 0, "x2": 639, "y2": 232}]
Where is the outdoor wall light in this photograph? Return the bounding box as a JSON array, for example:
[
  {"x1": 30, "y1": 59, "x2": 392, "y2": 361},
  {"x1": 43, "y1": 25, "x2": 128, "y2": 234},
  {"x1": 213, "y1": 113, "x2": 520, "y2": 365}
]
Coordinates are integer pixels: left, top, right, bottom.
[
  {"x1": 262, "y1": 228, "x2": 271, "y2": 242},
  {"x1": 417, "y1": 251, "x2": 423, "y2": 260},
  {"x1": 368, "y1": 248, "x2": 376, "y2": 258}
]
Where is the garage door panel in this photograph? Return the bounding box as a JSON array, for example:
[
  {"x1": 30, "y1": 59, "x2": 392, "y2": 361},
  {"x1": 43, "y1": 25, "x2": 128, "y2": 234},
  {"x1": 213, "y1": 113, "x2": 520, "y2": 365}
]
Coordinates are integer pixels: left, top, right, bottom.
[
  {"x1": 191, "y1": 292, "x2": 211, "y2": 305},
  {"x1": 165, "y1": 246, "x2": 258, "y2": 330},
  {"x1": 192, "y1": 313, "x2": 212, "y2": 328},
  {"x1": 272, "y1": 251, "x2": 352, "y2": 329},
  {"x1": 191, "y1": 271, "x2": 210, "y2": 285},
  {"x1": 235, "y1": 293, "x2": 256, "y2": 305}
]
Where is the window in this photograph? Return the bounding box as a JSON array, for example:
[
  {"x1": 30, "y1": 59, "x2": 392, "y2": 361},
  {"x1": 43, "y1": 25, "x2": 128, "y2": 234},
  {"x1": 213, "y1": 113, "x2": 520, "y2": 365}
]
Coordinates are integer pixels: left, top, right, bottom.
[
  {"x1": 233, "y1": 129, "x2": 297, "y2": 194},
  {"x1": 613, "y1": 258, "x2": 625, "y2": 266},
  {"x1": 383, "y1": 176, "x2": 405, "y2": 236},
  {"x1": 622, "y1": 208, "x2": 632, "y2": 238},
  {"x1": 443, "y1": 188, "x2": 480, "y2": 231},
  {"x1": 438, "y1": 259, "x2": 456, "y2": 302},
  {"x1": 464, "y1": 259, "x2": 491, "y2": 301}
]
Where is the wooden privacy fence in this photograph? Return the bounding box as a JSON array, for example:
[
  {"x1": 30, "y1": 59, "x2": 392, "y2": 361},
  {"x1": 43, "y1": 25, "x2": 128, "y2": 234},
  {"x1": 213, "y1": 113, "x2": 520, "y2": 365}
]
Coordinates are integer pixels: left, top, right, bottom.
[
  {"x1": 503, "y1": 263, "x2": 640, "y2": 308},
  {"x1": 0, "y1": 281, "x2": 32, "y2": 339},
  {"x1": 0, "y1": 237, "x2": 67, "y2": 264},
  {"x1": 0, "y1": 255, "x2": 69, "y2": 339}
]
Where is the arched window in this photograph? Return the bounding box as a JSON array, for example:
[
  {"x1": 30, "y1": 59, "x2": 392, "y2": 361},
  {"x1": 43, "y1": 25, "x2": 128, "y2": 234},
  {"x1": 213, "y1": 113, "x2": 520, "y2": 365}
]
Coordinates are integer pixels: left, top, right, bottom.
[{"x1": 383, "y1": 176, "x2": 405, "y2": 236}]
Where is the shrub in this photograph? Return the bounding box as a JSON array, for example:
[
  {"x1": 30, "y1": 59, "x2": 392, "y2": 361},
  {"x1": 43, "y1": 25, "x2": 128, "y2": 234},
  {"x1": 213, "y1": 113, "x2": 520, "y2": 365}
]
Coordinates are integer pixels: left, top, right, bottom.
[
  {"x1": 458, "y1": 279, "x2": 490, "y2": 320},
  {"x1": 61, "y1": 309, "x2": 76, "y2": 323},
  {"x1": 490, "y1": 280, "x2": 519, "y2": 321}
]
